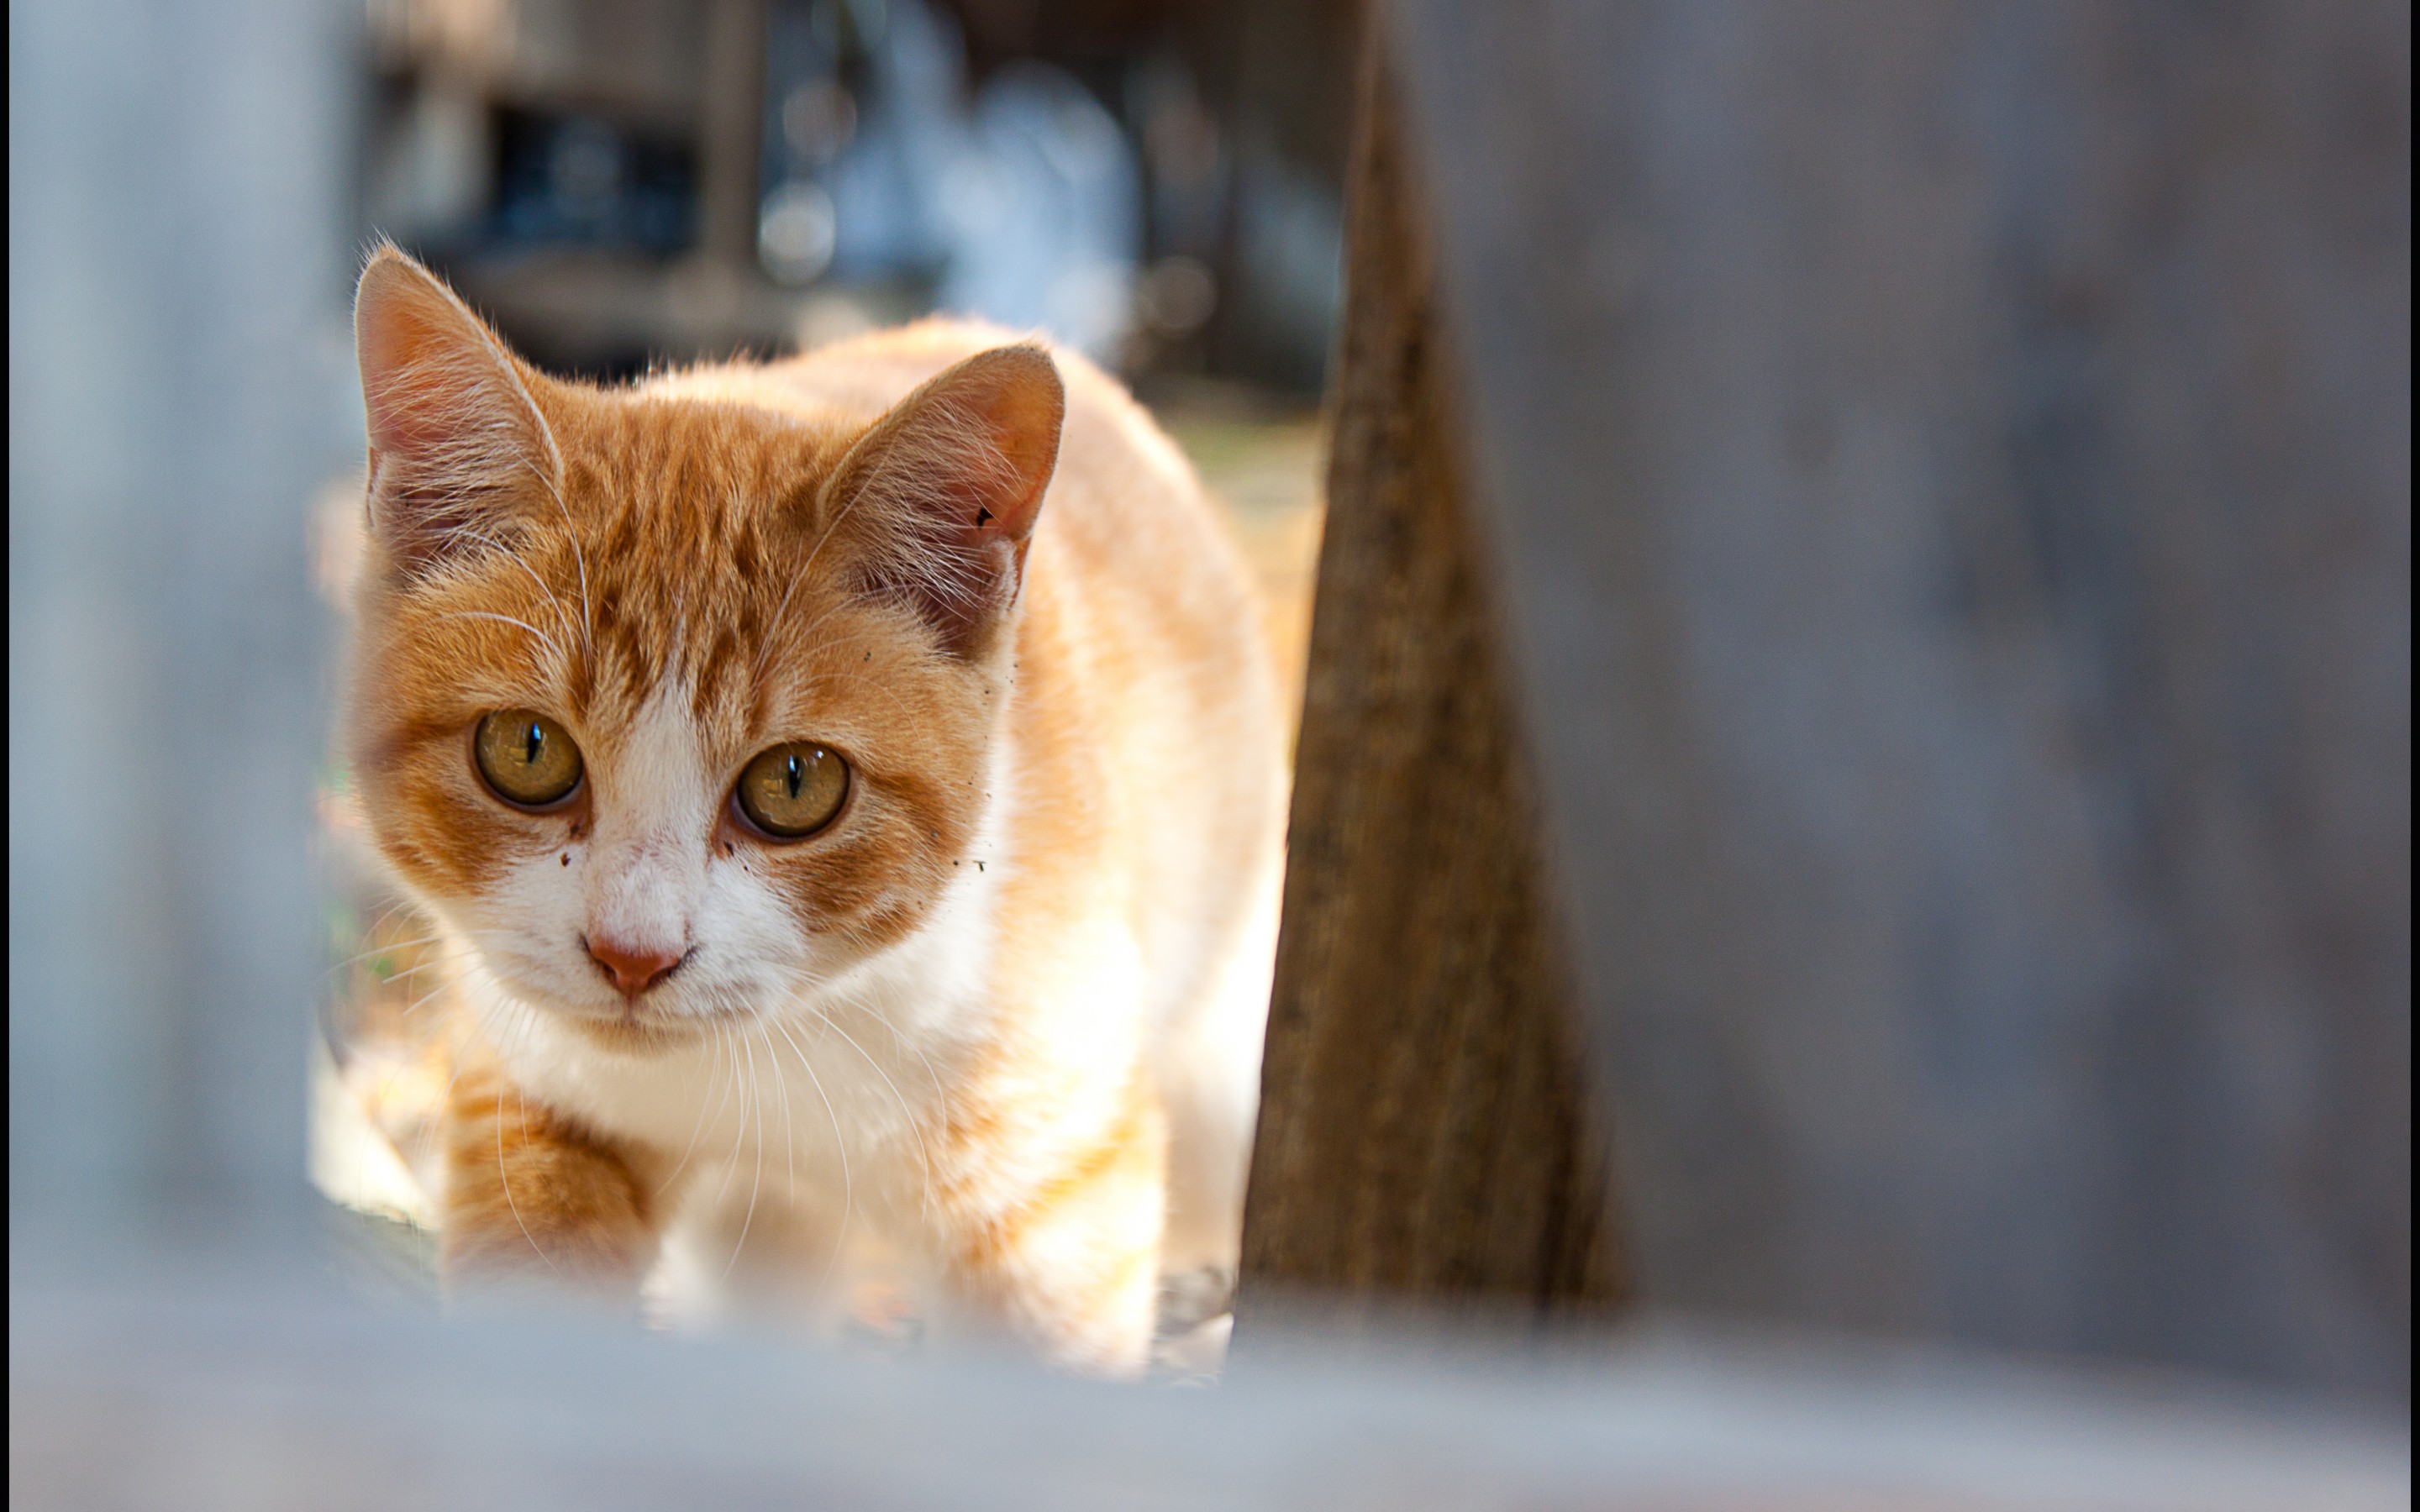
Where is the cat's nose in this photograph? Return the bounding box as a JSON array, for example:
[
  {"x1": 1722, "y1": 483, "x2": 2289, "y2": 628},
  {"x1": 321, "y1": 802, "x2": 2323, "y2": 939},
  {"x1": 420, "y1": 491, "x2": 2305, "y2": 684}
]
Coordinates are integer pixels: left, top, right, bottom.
[{"x1": 586, "y1": 934, "x2": 685, "y2": 997}]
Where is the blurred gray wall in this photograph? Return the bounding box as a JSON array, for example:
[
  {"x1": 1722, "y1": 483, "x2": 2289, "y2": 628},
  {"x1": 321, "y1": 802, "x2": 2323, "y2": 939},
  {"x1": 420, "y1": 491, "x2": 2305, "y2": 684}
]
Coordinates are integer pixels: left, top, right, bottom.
[
  {"x1": 10, "y1": 0, "x2": 359, "y2": 1244},
  {"x1": 1394, "y1": 0, "x2": 2410, "y2": 1398}
]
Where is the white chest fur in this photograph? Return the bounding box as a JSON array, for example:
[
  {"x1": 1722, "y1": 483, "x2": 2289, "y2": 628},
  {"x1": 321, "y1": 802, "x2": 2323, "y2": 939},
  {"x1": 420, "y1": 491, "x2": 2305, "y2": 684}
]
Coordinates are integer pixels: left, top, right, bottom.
[{"x1": 477, "y1": 783, "x2": 1016, "y2": 1231}]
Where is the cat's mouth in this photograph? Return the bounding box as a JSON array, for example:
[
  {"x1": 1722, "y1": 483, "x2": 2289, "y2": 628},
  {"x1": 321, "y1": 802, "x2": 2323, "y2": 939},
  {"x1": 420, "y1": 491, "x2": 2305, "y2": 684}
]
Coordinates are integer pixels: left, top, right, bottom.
[
  {"x1": 482, "y1": 943, "x2": 793, "y2": 1053},
  {"x1": 560, "y1": 1011, "x2": 708, "y2": 1053},
  {"x1": 546, "y1": 997, "x2": 757, "y2": 1053},
  {"x1": 535, "y1": 984, "x2": 765, "y2": 1053}
]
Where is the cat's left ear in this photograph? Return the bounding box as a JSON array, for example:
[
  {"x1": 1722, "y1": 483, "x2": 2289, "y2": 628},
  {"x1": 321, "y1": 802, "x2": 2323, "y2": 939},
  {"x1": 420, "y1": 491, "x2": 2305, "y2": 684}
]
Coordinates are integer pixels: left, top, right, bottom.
[
  {"x1": 354, "y1": 243, "x2": 562, "y2": 580},
  {"x1": 820, "y1": 344, "x2": 1065, "y2": 657}
]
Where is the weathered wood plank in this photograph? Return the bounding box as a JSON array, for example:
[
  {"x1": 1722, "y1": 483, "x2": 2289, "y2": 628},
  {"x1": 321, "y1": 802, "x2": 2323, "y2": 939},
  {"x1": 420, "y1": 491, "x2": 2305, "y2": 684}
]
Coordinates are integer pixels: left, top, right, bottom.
[{"x1": 1236, "y1": 24, "x2": 1623, "y2": 1324}]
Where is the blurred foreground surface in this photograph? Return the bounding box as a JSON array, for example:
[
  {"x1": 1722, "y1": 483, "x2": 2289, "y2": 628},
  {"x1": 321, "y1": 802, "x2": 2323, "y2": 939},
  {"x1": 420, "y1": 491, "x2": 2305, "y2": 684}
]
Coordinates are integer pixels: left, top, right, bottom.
[{"x1": 12, "y1": 1259, "x2": 2407, "y2": 1512}]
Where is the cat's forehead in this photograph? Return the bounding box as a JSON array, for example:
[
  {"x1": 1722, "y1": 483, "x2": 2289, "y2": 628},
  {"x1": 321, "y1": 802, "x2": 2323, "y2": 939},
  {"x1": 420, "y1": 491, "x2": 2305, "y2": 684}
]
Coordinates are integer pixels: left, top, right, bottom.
[
  {"x1": 562, "y1": 395, "x2": 844, "y2": 531},
  {"x1": 541, "y1": 394, "x2": 859, "y2": 726}
]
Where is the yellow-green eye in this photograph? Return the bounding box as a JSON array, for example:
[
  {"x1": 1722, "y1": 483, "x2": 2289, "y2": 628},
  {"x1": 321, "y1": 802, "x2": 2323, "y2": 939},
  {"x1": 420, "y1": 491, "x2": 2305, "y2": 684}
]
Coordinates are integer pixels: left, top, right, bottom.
[
  {"x1": 473, "y1": 710, "x2": 583, "y2": 808},
  {"x1": 735, "y1": 742, "x2": 849, "y2": 838}
]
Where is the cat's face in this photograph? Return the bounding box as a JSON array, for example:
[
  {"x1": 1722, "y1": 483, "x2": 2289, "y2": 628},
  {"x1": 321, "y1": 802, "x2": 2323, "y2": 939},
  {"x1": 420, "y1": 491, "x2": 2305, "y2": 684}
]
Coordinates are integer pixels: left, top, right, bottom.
[{"x1": 345, "y1": 249, "x2": 1061, "y2": 1050}]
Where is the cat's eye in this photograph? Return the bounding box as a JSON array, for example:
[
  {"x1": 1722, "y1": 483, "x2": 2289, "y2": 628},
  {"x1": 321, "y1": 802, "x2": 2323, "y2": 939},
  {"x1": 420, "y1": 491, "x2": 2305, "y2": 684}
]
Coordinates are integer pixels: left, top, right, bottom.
[
  {"x1": 734, "y1": 742, "x2": 850, "y2": 838},
  {"x1": 473, "y1": 710, "x2": 584, "y2": 809}
]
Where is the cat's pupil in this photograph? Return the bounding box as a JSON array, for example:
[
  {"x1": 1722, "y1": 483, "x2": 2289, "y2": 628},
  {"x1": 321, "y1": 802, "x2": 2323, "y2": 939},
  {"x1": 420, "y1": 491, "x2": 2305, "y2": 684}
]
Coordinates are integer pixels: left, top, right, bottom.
[
  {"x1": 785, "y1": 753, "x2": 803, "y2": 797},
  {"x1": 523, "y1": 724, "x2": 543, "y2": 766}
]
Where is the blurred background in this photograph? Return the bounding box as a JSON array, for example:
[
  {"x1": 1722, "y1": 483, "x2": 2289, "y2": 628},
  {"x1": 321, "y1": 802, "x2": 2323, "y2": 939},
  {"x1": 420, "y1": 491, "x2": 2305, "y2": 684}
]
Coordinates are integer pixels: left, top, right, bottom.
[{"x1": 358, "y1": 0, "x2": 1351, "y2": 391}]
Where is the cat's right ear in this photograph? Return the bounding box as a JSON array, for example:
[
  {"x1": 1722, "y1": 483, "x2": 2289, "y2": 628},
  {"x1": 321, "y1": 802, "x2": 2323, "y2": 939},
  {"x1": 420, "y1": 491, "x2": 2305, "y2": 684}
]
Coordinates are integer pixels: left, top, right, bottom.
[{"x1": 354, "y1": 244, "x2": 560, "y2": 580}]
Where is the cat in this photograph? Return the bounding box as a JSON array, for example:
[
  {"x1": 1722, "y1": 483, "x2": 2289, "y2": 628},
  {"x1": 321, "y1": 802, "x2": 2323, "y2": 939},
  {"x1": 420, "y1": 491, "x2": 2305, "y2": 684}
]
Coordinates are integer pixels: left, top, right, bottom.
[{"x1": 344, "y1": 244, "x2": 1286, "y2": 1376}]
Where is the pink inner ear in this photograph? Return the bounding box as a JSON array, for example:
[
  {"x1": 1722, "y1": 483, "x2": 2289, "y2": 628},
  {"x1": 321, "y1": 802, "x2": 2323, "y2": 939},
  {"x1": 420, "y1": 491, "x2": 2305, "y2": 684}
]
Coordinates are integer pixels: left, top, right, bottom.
[
  {"x1": 829, "y1": 344, "x2": 1066, "y2": 654},
  {"x1": 357, "y1": 305, "x2": 434, "y2": 459},
  {"x1": 953, "y1": 349, "x2": 1065, "y2": 543},
  {"x1": 358, "y1": 256, "x2": 479, "y2": 460},
  {"x1": 352, "y1": 249, "x2": 556, "y2": 576}
]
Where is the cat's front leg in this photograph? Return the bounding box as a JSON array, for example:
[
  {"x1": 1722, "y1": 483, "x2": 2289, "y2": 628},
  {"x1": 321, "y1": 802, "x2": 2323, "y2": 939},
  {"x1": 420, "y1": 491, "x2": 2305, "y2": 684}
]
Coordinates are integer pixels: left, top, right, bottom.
[
  {"x1": 439, "y1": 1058, "x2": 671, "y2": 1301},
  {"x1": 934, "y1": 1069, "x2": 1168, "y2": 1377}
]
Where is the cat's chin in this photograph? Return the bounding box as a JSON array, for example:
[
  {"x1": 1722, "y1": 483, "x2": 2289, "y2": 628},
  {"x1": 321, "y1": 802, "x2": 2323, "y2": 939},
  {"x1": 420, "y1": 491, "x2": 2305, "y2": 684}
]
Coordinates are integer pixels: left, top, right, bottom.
[{"x1": 541, "y1": 1002, "x2": 729, "y2": 1054}]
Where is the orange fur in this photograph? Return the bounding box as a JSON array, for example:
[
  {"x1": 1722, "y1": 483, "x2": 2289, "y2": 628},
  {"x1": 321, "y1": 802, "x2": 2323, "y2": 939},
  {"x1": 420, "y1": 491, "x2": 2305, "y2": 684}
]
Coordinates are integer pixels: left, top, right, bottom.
[
  {"x1": 439, "y1": 1047, "x2": 666, "y2": 1289},
  {"x1": 345, "y1": 246, "x2": 1285, "y2": 1375}
]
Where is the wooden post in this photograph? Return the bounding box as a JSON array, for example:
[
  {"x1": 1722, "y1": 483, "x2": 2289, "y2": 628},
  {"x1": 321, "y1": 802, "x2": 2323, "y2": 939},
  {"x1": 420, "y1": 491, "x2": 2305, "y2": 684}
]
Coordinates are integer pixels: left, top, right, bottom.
[{"x1": 1234, "y1": 27, "x2": 1625, "y2": 1330}]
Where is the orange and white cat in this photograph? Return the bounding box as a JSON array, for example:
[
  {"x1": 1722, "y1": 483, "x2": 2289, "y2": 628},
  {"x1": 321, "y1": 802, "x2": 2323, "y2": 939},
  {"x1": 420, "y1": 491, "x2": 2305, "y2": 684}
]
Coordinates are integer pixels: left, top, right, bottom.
[{"x1": 344, "y1": 245, "x2": 1285, "y2": 1376}]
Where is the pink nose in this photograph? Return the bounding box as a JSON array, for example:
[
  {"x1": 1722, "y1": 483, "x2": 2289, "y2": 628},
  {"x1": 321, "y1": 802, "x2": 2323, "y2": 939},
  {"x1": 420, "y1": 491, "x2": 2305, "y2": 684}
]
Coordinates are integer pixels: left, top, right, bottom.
[{"x1": 586, "y1": 936, "x2": 683, "y2": 997}]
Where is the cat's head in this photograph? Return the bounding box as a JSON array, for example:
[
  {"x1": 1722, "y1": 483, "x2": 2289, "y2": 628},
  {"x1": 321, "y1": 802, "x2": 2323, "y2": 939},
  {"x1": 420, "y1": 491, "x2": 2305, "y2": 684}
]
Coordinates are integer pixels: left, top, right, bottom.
[{"x1": 345, "y1": 246, "x2": 1062, "y2": 1049}]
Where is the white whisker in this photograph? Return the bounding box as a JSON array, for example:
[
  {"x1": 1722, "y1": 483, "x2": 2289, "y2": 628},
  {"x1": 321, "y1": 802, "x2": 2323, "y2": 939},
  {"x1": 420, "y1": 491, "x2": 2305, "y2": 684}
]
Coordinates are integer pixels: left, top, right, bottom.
[
  {"x1": 710, "y1": 1022, "x2": 753, "y2": 1214},
  {"x1": 771, "y1": 966, "x2": 939, "y2": 1222},
  {"x1": 765, "y1": 1013, "x2": 851, "y2": 1287},
  {"x1": 527, "y1": 454, "x2": 594, "y2": 660},
  {"x1": 499, "y1": 1079, "x2": 562, "y2": 1277},
  {"x1": 430, "y1": 609, "x2": 567, "y2": 664},
  {"x1": 455, "y1": 525, "x2": 582, "y2": 649},
  {"x1": 724, "y1": 1026, "x2": 771, "y2": 1281},
  {"x1": 322, "y1": 932, "x2": 450, "y2": 977},
  {"x1": 657, "y1": 1029, "x2": 729, "y2": 1198}
]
